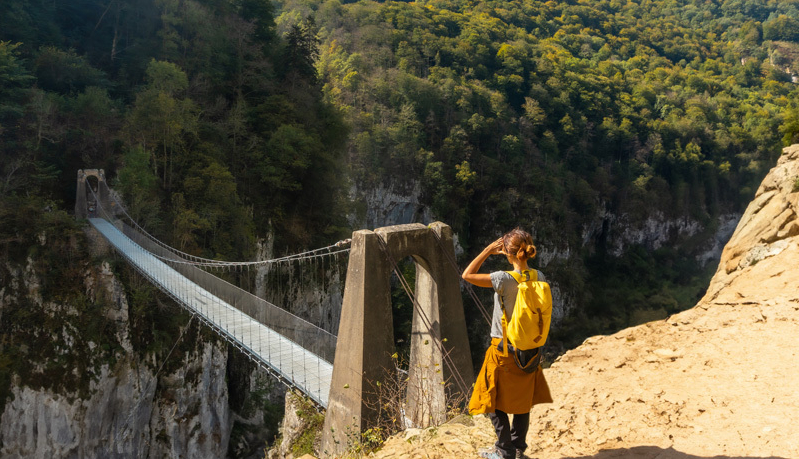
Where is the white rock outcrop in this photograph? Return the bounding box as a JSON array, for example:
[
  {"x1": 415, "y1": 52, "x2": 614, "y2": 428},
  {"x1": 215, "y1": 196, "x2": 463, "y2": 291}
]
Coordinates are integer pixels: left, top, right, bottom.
[{"x1": 0, "y1": 260, "x2": 236, "y2": 458}]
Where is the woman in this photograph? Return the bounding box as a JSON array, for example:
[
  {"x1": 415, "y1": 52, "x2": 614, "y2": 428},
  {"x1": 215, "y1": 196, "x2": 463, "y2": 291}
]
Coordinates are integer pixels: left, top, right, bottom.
[{"x1": 462, "y1": 228, "x2": 553, "y2": 459}]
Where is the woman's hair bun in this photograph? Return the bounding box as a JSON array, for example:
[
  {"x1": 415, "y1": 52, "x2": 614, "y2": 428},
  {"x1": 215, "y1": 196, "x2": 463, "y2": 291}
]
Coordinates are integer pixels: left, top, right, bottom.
[{"x1": 503, "y1": 228, "x2": 537, "y2": 260}]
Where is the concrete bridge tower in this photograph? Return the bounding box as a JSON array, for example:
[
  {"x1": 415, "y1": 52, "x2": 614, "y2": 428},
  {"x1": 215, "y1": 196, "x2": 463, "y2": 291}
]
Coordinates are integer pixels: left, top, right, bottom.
[
  {"x1": 75, "y1": 169, "x2": 108, "y2": 219},
  {"x1": 321, "y1": 222, "x2": 473, "y2": 456}
]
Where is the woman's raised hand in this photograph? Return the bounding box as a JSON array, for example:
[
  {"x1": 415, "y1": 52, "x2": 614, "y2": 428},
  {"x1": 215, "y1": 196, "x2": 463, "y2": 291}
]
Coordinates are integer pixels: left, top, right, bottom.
[
  {"x1": 486, "y1": 237, "x2": 505, "y2": 255},
  {"x1": 463, "y1": 237, "x2": 505, "y2": 287}
]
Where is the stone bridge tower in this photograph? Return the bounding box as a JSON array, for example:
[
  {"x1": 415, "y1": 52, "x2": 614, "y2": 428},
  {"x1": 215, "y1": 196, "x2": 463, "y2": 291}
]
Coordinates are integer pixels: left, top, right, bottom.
[
  {"x1": 75, "y1": 169, "x2": 108, "y2": 219},
  {"x1": 321, "y1": 222, "x2": 473, "y2": 456}
]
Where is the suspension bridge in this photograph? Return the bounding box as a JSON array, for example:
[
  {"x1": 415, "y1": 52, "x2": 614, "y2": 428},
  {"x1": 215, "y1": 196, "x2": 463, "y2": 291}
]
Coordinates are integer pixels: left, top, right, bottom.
[
  {"x1": 77, "y1": 169, "x2": 347, "y2": 407},
  {"x1": 76, "y1": 169, "x2": 476, "y2": 455}
]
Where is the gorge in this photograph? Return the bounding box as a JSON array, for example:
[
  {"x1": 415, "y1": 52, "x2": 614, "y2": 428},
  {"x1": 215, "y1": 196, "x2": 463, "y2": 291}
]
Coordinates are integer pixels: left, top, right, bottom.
[{"x1": 3, "y1": 0, "x2": 799, "y2": 457}]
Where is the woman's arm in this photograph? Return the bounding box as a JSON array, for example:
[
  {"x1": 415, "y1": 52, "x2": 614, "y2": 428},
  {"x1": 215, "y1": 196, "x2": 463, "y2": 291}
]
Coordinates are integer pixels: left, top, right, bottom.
[{"x1": 461, "y1": 237, "x2": 504, "y2": 288}]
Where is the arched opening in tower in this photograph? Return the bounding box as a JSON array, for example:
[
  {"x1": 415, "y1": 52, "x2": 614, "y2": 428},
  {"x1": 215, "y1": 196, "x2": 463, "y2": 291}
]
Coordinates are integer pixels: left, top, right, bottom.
[{"x1": 84, "y1": 175, "x2": 100, "y2": 217}]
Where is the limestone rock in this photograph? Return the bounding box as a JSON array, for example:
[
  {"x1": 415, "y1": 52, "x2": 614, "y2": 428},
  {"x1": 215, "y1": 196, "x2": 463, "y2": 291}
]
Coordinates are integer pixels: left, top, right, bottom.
[
  {"x1": 266, "y1": 391, "x2": 322, "y2": 459},
  {"x1": 705, "y1": 144, "x2": 799, "y2": 304},
  {"x1": 0, "y1": 259, "x2": 235, "y2": 458}
]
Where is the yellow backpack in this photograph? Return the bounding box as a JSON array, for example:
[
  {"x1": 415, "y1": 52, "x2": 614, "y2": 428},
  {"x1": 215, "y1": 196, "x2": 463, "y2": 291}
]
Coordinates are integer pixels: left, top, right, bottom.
[{"x1": 500, "y1": 269, "x2": 552, "y2": 352}]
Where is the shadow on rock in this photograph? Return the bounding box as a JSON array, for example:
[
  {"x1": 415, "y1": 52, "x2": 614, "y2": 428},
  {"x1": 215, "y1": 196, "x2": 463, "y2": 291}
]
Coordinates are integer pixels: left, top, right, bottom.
[{"x1": 561, "y1": 446, "x2": 788, "y2": 459}]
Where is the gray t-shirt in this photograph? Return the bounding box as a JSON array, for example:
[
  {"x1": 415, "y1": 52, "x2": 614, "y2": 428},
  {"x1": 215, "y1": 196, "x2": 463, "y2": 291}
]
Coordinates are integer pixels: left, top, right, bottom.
[{"x1": 489, "y1": 269, "x2": 547, "y2": 339}]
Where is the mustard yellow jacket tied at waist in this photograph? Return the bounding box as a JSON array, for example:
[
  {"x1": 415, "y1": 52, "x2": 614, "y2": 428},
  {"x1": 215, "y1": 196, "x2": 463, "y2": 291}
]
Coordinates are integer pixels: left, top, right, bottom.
[{"x1": 469, "y1": 338, "x2": 553, "y2": 415}]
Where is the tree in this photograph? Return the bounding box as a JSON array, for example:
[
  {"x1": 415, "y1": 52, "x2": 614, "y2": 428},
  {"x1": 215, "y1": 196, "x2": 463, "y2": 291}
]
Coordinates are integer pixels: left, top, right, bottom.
[
  {"x1": 116, "y1": 145, "x2": 162, "y2": 231},
  {"x1": 281, "y1": 16, "x2": 320, "y2": 87},
  {"x1": 763, "y1": 15, "x2": 799, "y2": 43},
  {"x1": 34, "y1": 47, "x2": 108, "y2": 94},
  {"x1": 0, "y1": 42, "x2": 33, "y2": 125},
  {"x1": 126, "y1": 59, "x2": 198, "y2": 190},
  {"x1": 0, "y1": 41, "x2": 34, "y2": 196},
  {"x1": 780, "y1": 103, "x2": 799, "y2": 146},
  {"x1": 237, "y1": 0, "x2": 276, "y2": 46}
]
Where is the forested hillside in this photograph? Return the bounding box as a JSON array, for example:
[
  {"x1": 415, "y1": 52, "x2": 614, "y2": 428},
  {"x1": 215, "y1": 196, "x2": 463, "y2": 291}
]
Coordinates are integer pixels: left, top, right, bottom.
[
  {"x1": 278, "y1": 0, "x2": 799, "y2": 347},
  {"x1": 0, "y1": 3, "x2": 346, "y2": 453},
  {"x1": 0, "y1": 0, "x2": 349, "y2": 262},
  {"x1": 2, "y1": 0, "x2": 799, "y2": 370}
]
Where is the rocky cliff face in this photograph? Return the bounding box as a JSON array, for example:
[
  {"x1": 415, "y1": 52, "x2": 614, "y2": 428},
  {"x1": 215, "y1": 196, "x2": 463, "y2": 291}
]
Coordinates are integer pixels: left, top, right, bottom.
[
  {"x1": 350, "y1": 178, "x2": 740, "y2": 331},
  {"x1": 348, "y1": 181, "x2": 433, "y2": 231},
  {"x1": 0, "y1": 250, "x2": 279, "y2": 458},
  {"x1": 368, "y1": 145, "x2": 799, "y2": 458},
  {"x1": 0, "y1": 344, "x2": 229, "y2": 458},
  {"x1": 254, "y1": 228, "x2": 347, "y2": 335}
]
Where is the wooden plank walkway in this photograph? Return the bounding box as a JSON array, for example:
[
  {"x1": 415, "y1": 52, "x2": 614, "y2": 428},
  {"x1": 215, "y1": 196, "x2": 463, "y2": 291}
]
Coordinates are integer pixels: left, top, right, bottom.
[{"x1": 89, "y1": 218, "x2": 333, "y2": 406}]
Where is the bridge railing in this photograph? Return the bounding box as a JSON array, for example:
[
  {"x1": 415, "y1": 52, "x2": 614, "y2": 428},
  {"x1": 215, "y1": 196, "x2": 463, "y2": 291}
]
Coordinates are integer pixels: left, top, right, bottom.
[
  {"x1": 83, "y1": 177, "x2": 338, "y2": 364},
  {"x1": 119, "y1": 221, "x2": 338, "y2": 363}
]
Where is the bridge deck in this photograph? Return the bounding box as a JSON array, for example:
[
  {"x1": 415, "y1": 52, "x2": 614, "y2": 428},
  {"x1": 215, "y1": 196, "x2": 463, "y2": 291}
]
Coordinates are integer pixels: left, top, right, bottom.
[{"x1": 89, "y1": 218, "x2": 332, "y2": 406}]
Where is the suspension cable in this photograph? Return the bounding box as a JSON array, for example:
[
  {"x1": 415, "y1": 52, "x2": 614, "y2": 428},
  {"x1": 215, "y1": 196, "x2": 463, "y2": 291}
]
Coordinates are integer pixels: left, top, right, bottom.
[
  {"x1": 149, "y1": 246, "x2": 352, "y2": 269},
  {"x1": 430, "y1": 229, "x2": 493, "y2": 326},
  {"x1": 87, "y1": 182, "x2": 342, "y2": 344},
  {"x1": 375, "y1": 236, "x2": 471, "y2": 398},
  {"x1": 87, "y1": 179, "x2": 351, "y2": 268},
  {"x1": 101, "y1": 181, "x2": 216, "y2": 263},
  {"x1": 88, "y1": 183, "x2": 123, "y2": 229}
]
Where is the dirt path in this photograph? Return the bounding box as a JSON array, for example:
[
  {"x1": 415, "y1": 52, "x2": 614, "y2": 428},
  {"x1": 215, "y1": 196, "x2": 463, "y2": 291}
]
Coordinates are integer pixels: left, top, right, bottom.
[{"x1": 373, "y1": 293, "x2": 799, "y2": 459}]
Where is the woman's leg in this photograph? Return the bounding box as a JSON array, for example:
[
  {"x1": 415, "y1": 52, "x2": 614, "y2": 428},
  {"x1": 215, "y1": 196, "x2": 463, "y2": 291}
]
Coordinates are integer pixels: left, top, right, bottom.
[
  {"x1": 510, "y1": 412, "x2": 530, "y2": 453},
  {"x1": 488, "y1": 410, "x2": 516, "y2": 459}
]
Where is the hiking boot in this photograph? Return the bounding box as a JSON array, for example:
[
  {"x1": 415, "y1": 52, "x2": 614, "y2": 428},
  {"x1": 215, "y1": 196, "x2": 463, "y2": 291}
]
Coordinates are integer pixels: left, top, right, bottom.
[
  {"x1": 478, "y1": 447, "x2": 505, "y2": 459},
  {"x1": 515, "y1": 450, "x2": 527, "y2": 459}
]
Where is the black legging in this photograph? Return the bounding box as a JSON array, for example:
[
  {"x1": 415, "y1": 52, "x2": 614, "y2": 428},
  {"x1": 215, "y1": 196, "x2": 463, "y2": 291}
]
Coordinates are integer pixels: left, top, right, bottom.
[{"x1": 489, "y1": 409, "x2": 530, "y2": 458}]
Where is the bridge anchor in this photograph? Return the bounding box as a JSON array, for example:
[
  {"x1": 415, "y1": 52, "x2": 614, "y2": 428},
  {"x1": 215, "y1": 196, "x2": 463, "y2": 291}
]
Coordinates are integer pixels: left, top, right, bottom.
[{"x1": 321, "y1": 222, "x2": 473, "y2": 457}]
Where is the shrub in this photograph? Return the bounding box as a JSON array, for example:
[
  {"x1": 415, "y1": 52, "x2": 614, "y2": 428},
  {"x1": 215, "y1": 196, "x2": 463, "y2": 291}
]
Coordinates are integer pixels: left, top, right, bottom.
[{"x1": 290, "y1": 393, "x2": 325, "y2": 456}]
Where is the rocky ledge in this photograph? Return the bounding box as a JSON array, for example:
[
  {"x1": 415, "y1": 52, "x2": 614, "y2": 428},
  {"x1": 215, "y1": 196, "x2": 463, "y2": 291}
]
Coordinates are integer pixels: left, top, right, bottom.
[{"x1": 369, "y1": 145, "x2": 799, "y2": 459}]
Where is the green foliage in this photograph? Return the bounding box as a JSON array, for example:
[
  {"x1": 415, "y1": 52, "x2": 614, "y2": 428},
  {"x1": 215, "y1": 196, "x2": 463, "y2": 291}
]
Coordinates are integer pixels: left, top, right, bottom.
[
  {"x1": 0, "y1": 41, "x2": 35, "y2": 195},
  {"x1": 781, "y1": 97, "x2": 799, "y2": 146},
  {"x1": 290, "y1": 392, "x2": 325, "y2": 456},
  {"x1": 145, "y1": 59, "x2": 189, "y2": 94},
  {"x1": 298, "y1": 0, "x2": 799, "y2": 353},
  {"x1": 116, "y1": 146, "x2": 162, "y2": 230},
  {"x1": 763, "y1": 15, "x2": 799, "y2": 42},
  {"x1": 336, "y1": 424, "x2": 386, "y2": 458},
  {"x1": 282, "y1": 16, "x2": 321, "y2": 85},
  {"x1": 179, "y1": 159, "x2": 254, "y2": 258},
  {"x1": 34, "y1": 47, "x2": 109, "y2": 94},
  {"x1": 0, "y1": 41, "x2": 33, "y2": 119},
  {"x1": 349, "y1": 427, "x2": 385, "y2": 456},
  {"x1": 126, "y1": 59, "x2": 199, "y2": 190},
  {"x1": 237, "y1": 0, "x2": 277, "y2": 45},
  {"x1": 306, "y1": 0, "x2": 797, "y2": 239},
  {"x1": 793, "y1": 176, "x2": 799, "y2": 193},
  {"x1": 0, "y1": 0, "x2": 352, "y2": 420},
  {"x1": 0, "y1": 208, "x2": 128, "y2": 411},
  {"x1": 0, "y1": 0, "x2": 350, "y2": 254}
]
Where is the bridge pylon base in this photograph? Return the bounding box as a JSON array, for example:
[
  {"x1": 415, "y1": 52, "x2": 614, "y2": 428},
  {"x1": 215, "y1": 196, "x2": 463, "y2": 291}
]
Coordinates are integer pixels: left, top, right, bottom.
[{"x1": 321, "y1": 222, "x2": 472, "y2": 457}]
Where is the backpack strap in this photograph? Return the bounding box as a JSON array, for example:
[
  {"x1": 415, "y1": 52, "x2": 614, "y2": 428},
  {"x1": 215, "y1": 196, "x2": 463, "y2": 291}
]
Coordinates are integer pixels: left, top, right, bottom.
[
  {"x1": 497, "y1": 271, "x2": 518, "y2": 358},
  {"x1": 507, "y1": 269, "x2": 537, "y2": 284},
  {"x1": 498, "y1": 294, "x2": 510, "y2": 358}
]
